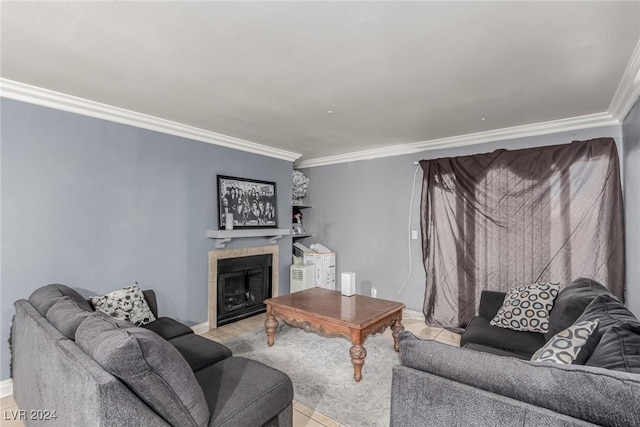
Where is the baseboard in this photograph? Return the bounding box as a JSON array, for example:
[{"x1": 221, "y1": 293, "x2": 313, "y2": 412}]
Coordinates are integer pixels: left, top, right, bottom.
[
  {"x1": 0, "y1": 378, "x2": 13, "y2": 398},
  {"x1": 191, "y1": 321, "x2": 210, "y2": 335},
  {"x1": 403, "y1": 308, "x2": 425, "y2": 321}
]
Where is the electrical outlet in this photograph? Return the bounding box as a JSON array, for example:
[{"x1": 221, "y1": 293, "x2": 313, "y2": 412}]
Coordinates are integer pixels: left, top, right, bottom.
[
  {"x1": 370, "y1": 287, "x2": 377, "y2": 298},
  {"x1": 411, "y1": 230, "x2": 418, "y2": 240}
]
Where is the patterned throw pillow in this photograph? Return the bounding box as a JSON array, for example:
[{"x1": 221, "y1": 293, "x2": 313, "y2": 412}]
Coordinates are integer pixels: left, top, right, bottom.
[
  {"x1": 91, "y1": 284, "x2": 156, "y2": 326},
  {"x1": 530, "y1": 320, "x2": 599, "y2": 364},
  {"x1": 490, "y1": 282, "x2": 563, "y2": 333}
]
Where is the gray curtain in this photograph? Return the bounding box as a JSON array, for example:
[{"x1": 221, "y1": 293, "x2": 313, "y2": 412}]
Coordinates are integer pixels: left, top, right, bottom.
[{"x1": 420, "y1": 138, "x2": 624, "y2": 329}]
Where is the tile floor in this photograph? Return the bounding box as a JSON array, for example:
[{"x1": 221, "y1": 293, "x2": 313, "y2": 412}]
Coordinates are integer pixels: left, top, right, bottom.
[{"x1": 0, "y1": 310, "x2": 460, "y2": 427}]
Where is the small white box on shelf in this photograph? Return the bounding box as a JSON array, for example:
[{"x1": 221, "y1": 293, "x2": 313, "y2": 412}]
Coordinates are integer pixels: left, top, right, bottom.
[{"x1": 341, "y1": 272, "x2": 356, "y2": 296}]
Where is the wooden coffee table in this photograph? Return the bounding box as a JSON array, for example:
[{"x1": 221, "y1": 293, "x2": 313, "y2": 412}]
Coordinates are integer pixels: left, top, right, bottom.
[{"x1": 263, "y1": 287, "x2": 405, "y2": 382}]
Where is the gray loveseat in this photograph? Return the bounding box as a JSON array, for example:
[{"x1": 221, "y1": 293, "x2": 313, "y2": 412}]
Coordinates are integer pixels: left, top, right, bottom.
[
  {"x1": 12, "y1": 284, "x2": 293, "y2": 427},
  {"x1": 390, "y1": 278, "x2": 640, "y2": 426}
]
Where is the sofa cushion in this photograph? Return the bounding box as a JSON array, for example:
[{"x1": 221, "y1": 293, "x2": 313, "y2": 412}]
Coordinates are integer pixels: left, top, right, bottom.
[
  {"x1": 490, "y1": 282, "x2": 562, "y2": 333},
  {"x1": 462, "y1": 316, "x2": 546, "y2": 357},
  {"x1": 575, "y1": 294, "x2": 638, "y2": 332},
  {"x1": 546, "y1": 277, "x2": 613, "y2": 341},
  {"x1": 141, "y1": 289, "x2": 159, "y2": 318},
  {"x1": 586, "y1": 322, "x2": 640, "y2": 373},
  {"x1": 462, "y1": 343, "x2": 531, "y2": 360},
  {"x1": 141, "y1": 317, "x2": 194, "y2": 340},
  {"x1": 530, "y1": 319, "x2": 599, "y2": 365},
  {"x1": 45, "y1": 296, "x2": 94, "y2": 340},
  {"x1": 91, "y1": 284, "x2": 156, "y2": 326},
  {"x1": 478, "y1": 290, "x2": 507, "y2": 320},
  {"x1": 169, "y1": 334, "x2": 232, "y2": 371},
  {"x1": 29, "y1": 284, "x2": 92, "y2": 316},
  {"x1": 76, "y1": 311, "x2": 209, "y2": 427},
  {"x1": 195, "y1": 356, "x2": 293, "y2": 427}
]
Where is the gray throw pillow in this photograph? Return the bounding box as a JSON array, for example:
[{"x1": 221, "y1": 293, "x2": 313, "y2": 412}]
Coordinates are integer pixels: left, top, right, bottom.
[
  {"x1": 91, "y1": 283, "x2": 156, "y2": 326},
  {"x1": 76, "y1": 312, "x2": 209, "y2": 427},
  {"x1": 530, "y1": 320, "x2": 599, "y2": 365},
  {"x1": 46, "y1": 296, "x2": 93, "y2": 340}
]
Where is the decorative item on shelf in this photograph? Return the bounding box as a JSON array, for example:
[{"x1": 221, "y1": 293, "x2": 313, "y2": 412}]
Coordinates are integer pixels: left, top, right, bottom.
[
  {"x1": 292, "y1": 212, "x2": 305, "y2": 235},
  {"x1": 292, "y1": 170, "x2": 309, "y2": 205},
  {"x1": 217, "y1": 175, "x2": 277, "y2": 229},
  {"x1": 225, "y1": 213, "x2": 234, "y2": 230}
]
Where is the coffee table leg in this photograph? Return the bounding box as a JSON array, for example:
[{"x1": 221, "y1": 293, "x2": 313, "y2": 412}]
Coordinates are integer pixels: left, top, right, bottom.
[
  {"x1": 265, "y1": 306, "x2": 278, "y2": 347},
  {"x1": 349, "y1": 344, "x2": 367, "y2": 382},
  {"x1": 391, "y1": 318, "x2": 405, "y2": 352}
]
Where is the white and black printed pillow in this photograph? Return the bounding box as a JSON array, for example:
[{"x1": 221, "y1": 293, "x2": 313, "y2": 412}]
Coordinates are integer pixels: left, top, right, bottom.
[
  {"x1": 490, "y1": 282, "x2": 563, "y2": 333},
  {"x1": 530, "y1": 320, "x2": 599, "y2": 364},
  {"x1": 91, "y1": 284, "x2": 156, "y2": 326}
]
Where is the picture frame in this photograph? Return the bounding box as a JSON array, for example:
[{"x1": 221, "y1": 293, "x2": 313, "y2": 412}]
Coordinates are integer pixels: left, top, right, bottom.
[{"x1": 217, "y1": 175, "x2": 278, "y2": 229}]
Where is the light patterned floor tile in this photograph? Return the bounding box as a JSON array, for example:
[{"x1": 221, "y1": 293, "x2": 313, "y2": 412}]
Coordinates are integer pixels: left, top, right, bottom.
[
  {"x1": 402, "y1": 319, "x2": 443, "y2": 338},
  {"x1": 294, "y1": 401, "x2": 344, "y2": 427},
  {"x1": 293, "y1": 408, "x2": 330, "y2": 427},
  {"x1": 1, "y1": 396, "x2": 25, "y2": 427},
  {"x1": 435, "y1": 329, "x2": 462, "y2": 345}
]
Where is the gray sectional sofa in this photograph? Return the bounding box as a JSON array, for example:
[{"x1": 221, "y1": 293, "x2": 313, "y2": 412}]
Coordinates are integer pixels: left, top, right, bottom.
[
  {"x1": 390, "y1": 278, "x2": 640, "y2": 426},
  {"x1": 12, "y1": 284, "x2": 293, "y2": 427}
]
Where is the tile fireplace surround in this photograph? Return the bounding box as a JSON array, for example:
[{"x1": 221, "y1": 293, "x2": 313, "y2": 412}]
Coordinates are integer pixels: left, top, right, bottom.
[{"x1": 208, "y1": 245, "x2": 279, "y2": 330}]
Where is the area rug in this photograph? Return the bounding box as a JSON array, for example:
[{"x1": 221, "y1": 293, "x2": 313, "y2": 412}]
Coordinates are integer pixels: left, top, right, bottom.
[{"x1": 222, "y1": 323, "x2": 400, "y2": 426}]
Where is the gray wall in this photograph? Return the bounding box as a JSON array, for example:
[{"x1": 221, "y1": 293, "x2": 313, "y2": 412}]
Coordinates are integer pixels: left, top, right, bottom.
[
  {"x1": 1, "y1": 98, "x2": 293, "y2": 381},
  {"x1": 623, "y1": 96, "x2": 640, "y2": 316},
  {"x1": 301, "y1": 125, "x2": 624, "y2": 314}
]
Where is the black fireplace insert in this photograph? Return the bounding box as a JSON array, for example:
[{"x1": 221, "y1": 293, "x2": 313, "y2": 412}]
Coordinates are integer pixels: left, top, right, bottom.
[{"x1": 217, "y1": 254, "x2": 272, "y2": 326}]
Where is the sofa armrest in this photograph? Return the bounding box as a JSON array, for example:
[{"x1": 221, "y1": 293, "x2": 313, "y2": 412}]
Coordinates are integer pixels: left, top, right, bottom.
[
  {"x1": 142, "y1": 289, "x2": 159, "y2": 319},
  {"x1": 398, "y1": 332, "x2": 640, "y2": 427},
  {"x1": 390, "y1": 365, "x2": 593, "y2": 427},
  {"x1": 478, "y1": 290, "x2": 506, "y2": 319}
]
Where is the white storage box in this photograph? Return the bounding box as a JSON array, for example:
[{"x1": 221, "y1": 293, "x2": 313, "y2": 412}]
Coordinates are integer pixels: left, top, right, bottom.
[
  {"x1": 305, "y1": 252, "x2": 336, "y2": 290},
  {"x1": 293, "y1": 243, "x2": 336, "y2": 290},
  {"x1": 290, "y1": 264, "x2": 315, "y2": 293}
]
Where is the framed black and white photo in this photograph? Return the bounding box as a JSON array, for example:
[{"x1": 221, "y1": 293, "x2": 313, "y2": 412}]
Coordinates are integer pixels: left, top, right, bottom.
[{"x1": 217, "y1": 175, "x2": 278, "y2": 229}]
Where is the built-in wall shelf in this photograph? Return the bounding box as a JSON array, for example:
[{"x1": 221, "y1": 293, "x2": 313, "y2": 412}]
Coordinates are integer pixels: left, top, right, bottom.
[
  {"x1": 292, "y1": 233, "x2": 313, "y2": 239},
  {"x1": 207, "y1": 228, "x2": 290, "y2": 248},
  {"x1": 292, "y1": 203, "x2": 313, "y2": 244}
]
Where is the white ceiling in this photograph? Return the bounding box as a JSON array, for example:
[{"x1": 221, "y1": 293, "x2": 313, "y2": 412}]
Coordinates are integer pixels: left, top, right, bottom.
[{"x1": 1, "y1": 1, "x2": 639, "y2": 166}]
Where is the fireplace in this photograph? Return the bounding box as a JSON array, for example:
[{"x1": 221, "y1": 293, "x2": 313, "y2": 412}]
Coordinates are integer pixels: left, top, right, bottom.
[
  {"x1": 217, "y1": 254, "x2": 272, "y2": 326},
  {"x1": 209, "y1": 246, "x2": 279, "y2": 330}
]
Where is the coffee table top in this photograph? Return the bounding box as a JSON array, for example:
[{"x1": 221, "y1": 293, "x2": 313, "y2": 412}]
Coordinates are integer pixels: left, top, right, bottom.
[{"x1": 264, "y1": 288, "x2": 405, "y2": 329}]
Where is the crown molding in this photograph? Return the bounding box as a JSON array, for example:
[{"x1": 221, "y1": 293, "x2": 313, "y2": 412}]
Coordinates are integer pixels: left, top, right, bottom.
[
  {"x1": 609, "y1": 38, "x2": 640, "y2": 122},
  {"x1": 0, "y1": 79, "x2": 301, "y2": 162},
  {"x1": 296, "y1": 112, "x2": 619, "y2": 168},
  {"x1": 1, "y1": 71, "x2": 632, "y2": 169}
]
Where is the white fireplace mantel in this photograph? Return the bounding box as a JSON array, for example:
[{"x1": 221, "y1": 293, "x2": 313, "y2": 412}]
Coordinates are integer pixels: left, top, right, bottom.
[{"x1": 206, "y1": 228, "x2": 290, "y2": 248}]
